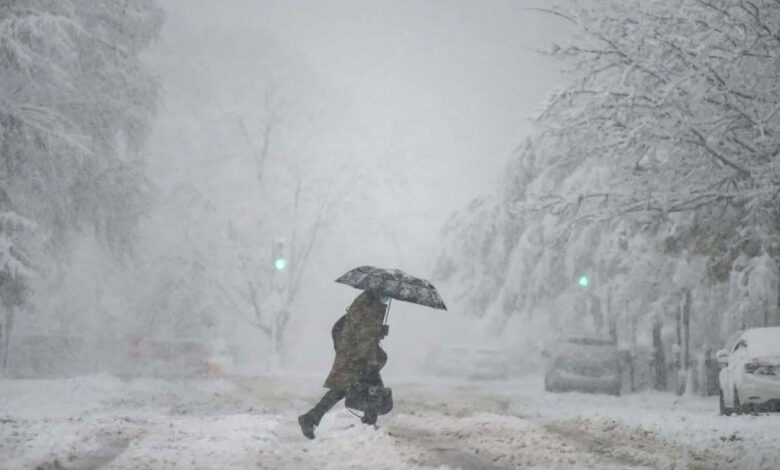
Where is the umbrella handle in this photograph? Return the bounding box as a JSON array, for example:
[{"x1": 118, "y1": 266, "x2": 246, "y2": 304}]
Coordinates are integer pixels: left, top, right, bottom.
[{"x1": 383, "y1": 299, "x2": 392, "y2": 325}]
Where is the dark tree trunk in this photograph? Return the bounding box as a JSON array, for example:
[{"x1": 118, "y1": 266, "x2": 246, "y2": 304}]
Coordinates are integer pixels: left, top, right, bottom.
[
  {"x1": 1, "y1": 306, "x2": 14, "y2": 374},
  {"x1": 590, "y1": 294, "x2": 603, "y2": 333},
  {"x1": 677, "y1": 289, "x2": 691, "y2": 396},
  {"x1": 607, "y1": 288, "x2": 617, "y2": 343},
  {"x1": 682, "y1": 289, "x2": 690, "y2": 370},
  {"x1": 652, "y1": 317, "x2": 666, "y2": 391}
]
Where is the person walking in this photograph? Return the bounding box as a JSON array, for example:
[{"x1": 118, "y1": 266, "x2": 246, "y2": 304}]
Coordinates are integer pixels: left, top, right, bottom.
[{"x1": 298, "y1": 290, "x2": 389, "y2": 439}]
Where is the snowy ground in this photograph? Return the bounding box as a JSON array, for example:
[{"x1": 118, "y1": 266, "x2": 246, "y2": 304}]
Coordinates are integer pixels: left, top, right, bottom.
[{"x1": 1, "y1": 374, "x2": 779, "y2": 469}]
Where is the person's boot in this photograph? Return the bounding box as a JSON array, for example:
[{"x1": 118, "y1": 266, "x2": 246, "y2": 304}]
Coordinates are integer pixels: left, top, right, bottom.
[
  {"x1": 298, "y1": 412, "x2": 316, "y2": 439},
  {"x1": 361, "y1": 410, "x2": 377, "y2": 425}
]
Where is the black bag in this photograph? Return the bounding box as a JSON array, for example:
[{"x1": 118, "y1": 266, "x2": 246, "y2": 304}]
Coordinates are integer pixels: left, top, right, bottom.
[{"x1": 345, "y1": 382, "x2": 393, "y2": 415}]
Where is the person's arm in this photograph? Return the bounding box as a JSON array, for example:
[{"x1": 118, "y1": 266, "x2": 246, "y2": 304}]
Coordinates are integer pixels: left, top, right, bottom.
[{"x1": 352, "y1": 308, "x2": 384, "y2": 357}]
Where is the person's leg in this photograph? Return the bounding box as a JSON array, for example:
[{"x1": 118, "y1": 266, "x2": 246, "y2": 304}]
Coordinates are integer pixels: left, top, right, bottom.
[
  {"x1": 360, "y1": 371, "x2": 383, "y2": 425},
  {"x1": 309, "y1": 389, "x2": 347, "y2": 423},
  {"x1": 298, "y1": 389, "x2": 346, "y2": 439}
]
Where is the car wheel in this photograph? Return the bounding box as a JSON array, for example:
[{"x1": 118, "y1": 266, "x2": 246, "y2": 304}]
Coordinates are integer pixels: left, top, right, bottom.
[
  {"x1": 719, "y1": 389, "x2": 732, "y2": 416},
  {"x1": 734, "y1": 387, "x2": 743, "y2": 415}
]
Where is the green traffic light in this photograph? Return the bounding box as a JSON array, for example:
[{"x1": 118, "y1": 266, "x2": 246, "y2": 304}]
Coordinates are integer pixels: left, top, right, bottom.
[
  {"x1": 578, "y1": 275, "x2": 589, "y2": 288},
  {"x1": 274, "y1": 258, "x2": 287, "y2": 271}
]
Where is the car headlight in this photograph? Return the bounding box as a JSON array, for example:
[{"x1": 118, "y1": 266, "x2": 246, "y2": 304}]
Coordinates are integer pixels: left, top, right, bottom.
[{"x1": 745, "y1": 361, "x2": 776, "y2": 375}]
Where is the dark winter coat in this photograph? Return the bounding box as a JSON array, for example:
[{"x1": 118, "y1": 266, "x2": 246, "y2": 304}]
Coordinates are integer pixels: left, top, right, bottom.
[{"x1": 324, "y1": 291, "x2": 387, "y2": 390}]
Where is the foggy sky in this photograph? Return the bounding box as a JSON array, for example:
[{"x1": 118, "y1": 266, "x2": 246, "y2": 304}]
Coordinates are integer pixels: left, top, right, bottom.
[
  {"x1": 260, "y1": 0, "x2": 565, "y2": 203},
  {"x1": 153, "y1": 0, "x2": 565, "y2": 226}
]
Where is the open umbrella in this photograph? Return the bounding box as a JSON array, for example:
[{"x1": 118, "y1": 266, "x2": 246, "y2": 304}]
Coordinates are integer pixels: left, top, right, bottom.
[{"x1": 335, "y1": 265, "x2": 447, "y2": 310}]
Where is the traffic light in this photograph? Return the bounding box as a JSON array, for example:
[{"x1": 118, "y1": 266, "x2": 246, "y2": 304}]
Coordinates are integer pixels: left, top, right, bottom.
[
  {"x1": 272, "y1": 239, "x2": 287, "y2": 272},
  {"x1": 578, "y1": 275, "x2": 590, "y2": 289}
]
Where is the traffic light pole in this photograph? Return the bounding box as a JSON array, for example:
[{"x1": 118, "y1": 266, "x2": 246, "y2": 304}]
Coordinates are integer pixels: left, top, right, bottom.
[{"x1": 269, "y1": 236, "x2": 289, "y2": 371}]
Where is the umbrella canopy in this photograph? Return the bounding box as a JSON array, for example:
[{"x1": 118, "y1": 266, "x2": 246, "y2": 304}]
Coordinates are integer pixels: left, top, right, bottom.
[{"x1": 335, "y1": 266, "x2": 447, "y2": 310}]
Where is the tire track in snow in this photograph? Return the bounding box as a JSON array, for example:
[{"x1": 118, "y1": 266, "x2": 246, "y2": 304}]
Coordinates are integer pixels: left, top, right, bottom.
[
  {"x1": 386, "y1": 412, "x2": 642, "y2": 470},
  {"x1": 387, "y1": 424, "x2": 504, "y2": 470},
  {"x1": 542, "y1": 420, "x2": 732, "y2": 470}
]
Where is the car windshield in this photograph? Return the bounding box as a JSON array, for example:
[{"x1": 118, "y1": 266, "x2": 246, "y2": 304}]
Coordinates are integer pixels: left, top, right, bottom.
[
  {"x1": 744, "y1": 328, "x2": 780, "y2": 357},
  {"x1": 723, "y1": 330, "x2": 744, "y2": 353}
]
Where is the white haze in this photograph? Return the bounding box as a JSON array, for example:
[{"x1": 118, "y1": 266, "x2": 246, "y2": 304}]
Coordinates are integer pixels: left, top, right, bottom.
[{"x1": 141, "y1": 0, "x2": 566, "y2": 378}]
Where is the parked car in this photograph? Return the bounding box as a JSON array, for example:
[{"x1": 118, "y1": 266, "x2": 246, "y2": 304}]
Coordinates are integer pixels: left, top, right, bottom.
[
  {"x1": 717, "y1": 327, "x2": 780, "y2": 415},
  {"x1": 543, "y1": 336, "x2": 622, "y2": 395},
  {"x1": 424, "y1": 345, "x2": 509, "y2": 380}
]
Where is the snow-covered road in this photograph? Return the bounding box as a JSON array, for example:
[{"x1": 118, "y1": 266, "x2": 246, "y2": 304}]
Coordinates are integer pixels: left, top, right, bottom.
[{"x1": 1, "y1": 374, "x2": 779, "y2": 469}]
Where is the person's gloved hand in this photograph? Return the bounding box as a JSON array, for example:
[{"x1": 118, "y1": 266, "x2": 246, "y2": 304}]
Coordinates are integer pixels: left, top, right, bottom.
[{"x1": 381, "y1": 325, "x2": 389, "y2": 338}]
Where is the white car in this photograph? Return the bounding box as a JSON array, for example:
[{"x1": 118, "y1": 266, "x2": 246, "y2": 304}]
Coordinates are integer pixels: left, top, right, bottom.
[{"x1": 717, "y1": 327, "x2": 780, "y2": 415}]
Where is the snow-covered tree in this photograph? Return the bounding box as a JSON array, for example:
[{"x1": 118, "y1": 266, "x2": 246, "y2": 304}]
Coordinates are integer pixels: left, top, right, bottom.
[
  {"x1": 142, "y1": 24, "x2": 360, "y2": 366},
  {"x1": 0, "y1": 0, "x2": 163, "y2": 258},
  {"x1": 213, "y1": 91, "x2": 356, "y2": 368},
  {"x1": 0, "y1": 192, "x2": 33, "y2": 370},
  {"x1": 524, "y1": 0, "x2": 780, "y2": 275},
  {"x1": 531, "y1": 0, "x2": 777, "y2": 213},
  {"x1": 0, "y1": 1, "x2": 163, "y2": 372},
  {"x1": 436, "y1": 1, "x2": 780, "y2": 379}
]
